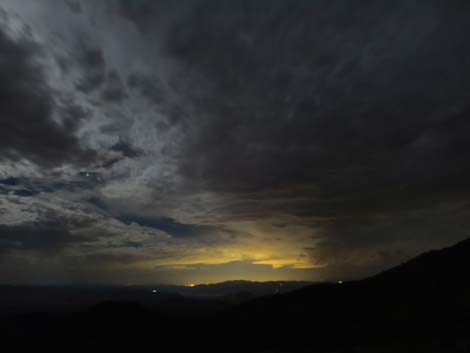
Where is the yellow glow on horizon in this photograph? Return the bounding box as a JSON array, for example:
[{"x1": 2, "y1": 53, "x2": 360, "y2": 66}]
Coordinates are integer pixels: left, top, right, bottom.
[
  {"x1": 138, "y1": 220, "x2": 318, "y2": 268},
  {"x1": 96, "y1": 219, "x2": 323, "y2": 283}
]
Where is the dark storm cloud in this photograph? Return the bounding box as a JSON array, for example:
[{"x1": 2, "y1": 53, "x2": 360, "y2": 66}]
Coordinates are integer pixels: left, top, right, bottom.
[
  {"x1": 0, "y1": 25, "x2": 94, "y2": 167},
  {"x1": 0, "y1": 220, "x2": 88, "y2": 256},
  {"x1": 3, "y1": 0, "x2": 470, "y2": 283},
  {"x1": 116, "y1": 0, "x2": 470, "y2": 276},
  {"x1": 156, "y1": 0, "x2": 470, "y2": 197},
  {"x1": 124, "y1": 0, "x2": 470, "y2": 217}
]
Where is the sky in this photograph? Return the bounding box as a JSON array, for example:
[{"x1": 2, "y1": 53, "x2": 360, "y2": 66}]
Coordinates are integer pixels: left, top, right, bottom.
[{"x1": 1, "y1": 0, "x2": 470, "y2": 285}]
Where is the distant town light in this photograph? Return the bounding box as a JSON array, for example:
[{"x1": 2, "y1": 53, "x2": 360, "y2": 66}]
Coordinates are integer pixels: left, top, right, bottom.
[{"x1": 338, "y1": 280, "x2": 343, "y2": 284}]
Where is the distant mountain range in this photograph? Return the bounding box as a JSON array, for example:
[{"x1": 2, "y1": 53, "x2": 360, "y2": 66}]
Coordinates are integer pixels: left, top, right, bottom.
[
  {"x1": 134, "y1": 279, "x2": 312, "y2": 297},
  {"x1": 0, "y1": 280, "x2": 311, "y2": 316},
  {"x1": 2, "y1": 238, "x2": 470, "y2": 352}
]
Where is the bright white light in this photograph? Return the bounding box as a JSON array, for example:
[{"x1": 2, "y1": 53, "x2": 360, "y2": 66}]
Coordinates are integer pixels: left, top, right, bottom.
[
  {"x1": 338, "y1": 280, "x2": 343, "y2": 284},
  {"x1": 152, "y1": 289, "x2": 157, "y2": 293}
]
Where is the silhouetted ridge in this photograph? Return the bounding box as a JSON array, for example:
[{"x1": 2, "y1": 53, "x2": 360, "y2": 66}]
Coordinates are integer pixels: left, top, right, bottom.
[
  {"x1": 368, "y1": 237, "x2": 470, "y2": 288},
  {"x1": 216, "y1": 237, "x2": 470, "y2": 352}
]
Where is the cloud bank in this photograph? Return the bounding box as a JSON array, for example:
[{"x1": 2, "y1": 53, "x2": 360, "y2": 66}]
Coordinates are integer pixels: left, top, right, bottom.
[{"x1": 1, "y1": 0, "x2": 470, "y2": 284}]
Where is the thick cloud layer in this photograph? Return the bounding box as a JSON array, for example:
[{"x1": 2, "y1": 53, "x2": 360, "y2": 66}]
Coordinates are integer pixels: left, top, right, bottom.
[
  {"x1": 0, "y1": 24, "x2": 94, "y2": 167},
  {"x1": 161, "y1": 0, "x2": 470, "y2": 194},
  {"x1": 1, "y1": 0, "x2": 470, "y2": 284}
]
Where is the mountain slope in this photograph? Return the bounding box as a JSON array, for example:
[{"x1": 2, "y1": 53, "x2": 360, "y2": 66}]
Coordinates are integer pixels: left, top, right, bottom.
[
  {"x1": 218, "y1": 238, "x2": 470, "y2": 352},
  {"x1": 369, "y1": 237, "x2": 470, "y2": 288}
]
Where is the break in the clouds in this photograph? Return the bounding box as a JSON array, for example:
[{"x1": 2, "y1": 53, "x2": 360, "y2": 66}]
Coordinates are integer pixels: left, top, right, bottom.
[{"x1": 1, "y1": 0, "x2": 470, "y2": 285}]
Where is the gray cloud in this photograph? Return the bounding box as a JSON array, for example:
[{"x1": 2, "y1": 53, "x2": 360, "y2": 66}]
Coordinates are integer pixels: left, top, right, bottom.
[
  {"x1": 0, "y1": 24, "x2": 95, "y2": 167},
  {"x1": 0, "y1": 220, "x2": 86, "y2": 256},
  {"x1": 102, "y1": 69, "x2": 127, "y2": 102},
  {"x1": 76, "y1": 46, "x2": 106, "y2": 92}
]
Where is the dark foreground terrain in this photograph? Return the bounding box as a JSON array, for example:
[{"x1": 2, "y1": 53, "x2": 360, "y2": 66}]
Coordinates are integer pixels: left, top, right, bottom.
[{"x1": 2, "y1": 239, "x2": 470, "y2": 352}]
